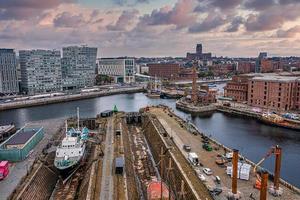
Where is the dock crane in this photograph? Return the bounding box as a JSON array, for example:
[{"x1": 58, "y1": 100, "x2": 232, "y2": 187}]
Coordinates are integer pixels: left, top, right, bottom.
[{"x1": 253, "y1": 145, "x2": 283, "y2": 196}]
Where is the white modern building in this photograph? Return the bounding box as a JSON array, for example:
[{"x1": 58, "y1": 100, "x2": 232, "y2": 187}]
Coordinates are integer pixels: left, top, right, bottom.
[
  {"x1": 19, "y1": 49, "x2": 62, "y2": 94},
  {"x1": 140, "y1": 64, "x2": 149, "y2": 74},
  {"x1": 62, "y1": 46, "x2": 97, "y2": 90},
  {"x1": 0, "y1": 49, "x2": 19, "y2": 94},
  {"x1": 98, "y1": 58, "x2": 135, "y2": 83}
]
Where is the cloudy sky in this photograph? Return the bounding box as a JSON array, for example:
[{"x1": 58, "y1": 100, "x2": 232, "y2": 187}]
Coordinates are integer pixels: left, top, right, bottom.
[{"x1": 1, "y1": 0, "x2": 300, "y2": 57}]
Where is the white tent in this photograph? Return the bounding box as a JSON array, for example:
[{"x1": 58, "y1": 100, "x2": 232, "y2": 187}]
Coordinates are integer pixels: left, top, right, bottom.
[{"x1": 226, "y1": 162, "x2": 251, "y2": 180}]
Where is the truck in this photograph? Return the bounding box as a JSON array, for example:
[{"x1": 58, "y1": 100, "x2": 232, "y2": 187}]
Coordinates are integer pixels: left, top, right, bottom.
[
  {"x1": 0, "y1": 161, "x2": 9, "y2": 180},
  {"x1": 188, "y1": 152, "x2": 199, "y2": 166}
]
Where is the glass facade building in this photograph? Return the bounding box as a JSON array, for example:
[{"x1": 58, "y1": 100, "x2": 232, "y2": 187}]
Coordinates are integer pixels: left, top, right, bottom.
[
  {"x1": 62, "y1": 46, "x2": 97, "y2": 90},
  {"x1": 0, "y1": 49, "x2": 19, "y2": 94},
  {"x1": 19, "y1": 50, "x2": 62, "y2": 94}
]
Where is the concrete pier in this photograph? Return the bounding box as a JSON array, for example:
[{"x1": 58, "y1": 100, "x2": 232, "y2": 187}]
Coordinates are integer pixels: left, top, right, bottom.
[{"x1": 0, "y1": 87, "x2": 145, "y2": 111}]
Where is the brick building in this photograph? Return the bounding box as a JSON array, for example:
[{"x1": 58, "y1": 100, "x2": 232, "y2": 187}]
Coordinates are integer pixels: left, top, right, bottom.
[
  {"x1": 261, "y1": 59, "x2": 273, "y2": 73},
  {"x1": 148, "y1": 63, "x2": 180, "y2": 80},
  {"x1": 210, "y1": 64, "x2": 235, "y2": 76},
  {"x1": 178, "y1": 68, "x2": 195, "y2": 80},
  {"x1": 236, "y1": 61, "x2": 255, "y2": 74},
  {"x1": 248, "y1": 76, "x2": 300, "y2": 111},
  {"x1": 224, "y1": 74, "x2": 256, "y2": 102},
  {"x1": 224, "y1": 73, "x2": 300, "y2": 111},
  {"x1": 198, "y1": 85, "x2": 217, "y2": 105}
]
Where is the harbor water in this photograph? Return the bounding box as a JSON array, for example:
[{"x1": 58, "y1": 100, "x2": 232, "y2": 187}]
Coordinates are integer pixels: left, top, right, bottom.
[{"x1": 0, "y1": 92, "x2": 299, "y2": 188}]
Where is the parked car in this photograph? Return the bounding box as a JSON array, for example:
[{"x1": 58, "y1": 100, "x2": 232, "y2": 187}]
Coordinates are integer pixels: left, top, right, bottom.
[
  {"x1": 203, "y1": 168, "x2": 213, "y2": 175},
  {"x1": 196, "y1": 169, "x2": 206, "y2": 182},
  {"x1": 210, "y1": 188, "x2": 222, "y2": 196},
  {"x1": 202, "y1": 143, "x2": 213, "y2": 151},
  {"x1": 198, "y1": 173, "x2": 206, "y2": 182},
  {"x1": 215, "y1": 176, "x2": 221, "y2": 184},
  {"x1": 183, "y1": 144, "x2": 191, "y2": 152}
]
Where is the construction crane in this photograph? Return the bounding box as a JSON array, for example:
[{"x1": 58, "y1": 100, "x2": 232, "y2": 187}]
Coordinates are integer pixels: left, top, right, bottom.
[{"x1": 253, "y1": 145, "x2": 283, "y2": 196}]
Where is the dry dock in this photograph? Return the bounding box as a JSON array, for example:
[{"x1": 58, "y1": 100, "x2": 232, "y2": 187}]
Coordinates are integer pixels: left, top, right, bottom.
[{"x1": 4, "y1": 109, "x2": 299, "y2": 200}]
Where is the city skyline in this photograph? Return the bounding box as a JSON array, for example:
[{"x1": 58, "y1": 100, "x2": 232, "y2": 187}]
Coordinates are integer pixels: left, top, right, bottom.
[{"x1": 1, "y1": 0, "x2": 300, "y2": 57}]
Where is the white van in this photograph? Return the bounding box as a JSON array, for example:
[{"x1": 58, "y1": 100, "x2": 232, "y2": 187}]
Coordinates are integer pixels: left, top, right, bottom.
[{"x1": 188, "y1": 152, "x2": 199, "y2": 166}]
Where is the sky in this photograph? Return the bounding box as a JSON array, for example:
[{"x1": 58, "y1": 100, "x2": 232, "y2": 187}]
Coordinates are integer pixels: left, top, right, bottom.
[{"x1": 1, "y1": 0, "x2": 300, "y2": 57}]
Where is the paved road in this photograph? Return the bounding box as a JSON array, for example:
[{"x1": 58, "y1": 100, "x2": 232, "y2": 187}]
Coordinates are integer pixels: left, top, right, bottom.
[
  {"x1": 100, "y1": 117, "x2": 114, "y2": 200},
  {"x1": 0, "y1": 118, "x2": 64, "y2": 200}
]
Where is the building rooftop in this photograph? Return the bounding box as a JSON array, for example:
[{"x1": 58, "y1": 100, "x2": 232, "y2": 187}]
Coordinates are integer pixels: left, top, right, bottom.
[
  {"x1": 5, "y1": 130, "x2": 36, "y2": 146},
  {"x1": 252, "y1": 75, "x2": 300, "y2": 82},
  {"x1": 100, "y1": 57, "x2": 134, "y2": 60}
]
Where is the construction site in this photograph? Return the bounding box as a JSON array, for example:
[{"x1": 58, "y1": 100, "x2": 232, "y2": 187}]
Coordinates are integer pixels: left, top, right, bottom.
[{"x1": 3, "y1": 105, "x2": 300, "y2": 200}]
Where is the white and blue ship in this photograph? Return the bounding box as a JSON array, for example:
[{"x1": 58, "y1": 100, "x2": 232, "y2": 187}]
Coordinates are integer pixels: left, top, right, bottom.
[{"x1": 54, "y1": 108, "x2": 89, "y2": 173}]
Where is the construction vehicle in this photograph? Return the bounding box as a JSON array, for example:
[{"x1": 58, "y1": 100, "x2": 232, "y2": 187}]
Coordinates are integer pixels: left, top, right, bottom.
[
  {"x1": 253, "y1": 145, "x2": 283, "y2": 196},
  {"x1": 0, "y1": 161, "x2": 9, "y2": 180}
]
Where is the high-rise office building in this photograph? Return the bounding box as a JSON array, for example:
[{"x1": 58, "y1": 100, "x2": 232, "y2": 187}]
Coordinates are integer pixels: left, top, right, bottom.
[
  {"x1": 0, "y1": 49, "x2": 19, "y2": 94},
  {"x1": 98, "y1": 58, "x2": 135, "y2": 83},
  {"x1": 19, "y1": 50, "x2": 62, "y2": 94},
  {"x1": 62, "y1": 46, "x2": 97, "y2": 90},
  {"x1": 255, "y1": 52, "x2": 268, "y2": 73}
]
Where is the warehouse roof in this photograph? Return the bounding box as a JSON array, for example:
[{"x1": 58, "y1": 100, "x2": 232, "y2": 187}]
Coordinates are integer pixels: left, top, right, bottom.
[{"x1": 5, "y1": 130, "x2": 36, "y2": 146}]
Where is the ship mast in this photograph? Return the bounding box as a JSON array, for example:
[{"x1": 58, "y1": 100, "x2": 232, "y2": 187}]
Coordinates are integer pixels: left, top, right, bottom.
[
  {"x1": 77, "y1": 107, "x2": 80, "y2": 131},
  {"x1": 191, "y1": 62, "x2": 198, "y2": 104},
  {"x1": 154, "y1": 75, "x2": 157, "y2": 91}
]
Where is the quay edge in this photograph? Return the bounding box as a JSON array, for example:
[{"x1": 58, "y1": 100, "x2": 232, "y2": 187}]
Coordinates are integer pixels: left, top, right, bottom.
[
  {"x1": 162, "y1": 104, "x2": 300, "y2": 194},
  {"x1": 0, "y1": 87, "x2": 146, "y2": 111},
  {"x1": 176, "y1": 100, "x2": 300, "y2": 131}
]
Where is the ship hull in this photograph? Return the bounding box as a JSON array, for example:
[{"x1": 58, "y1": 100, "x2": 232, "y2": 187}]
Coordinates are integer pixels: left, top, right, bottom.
[{"x1": 259, "y1": 117, "x2": 300, "y2": 131}]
